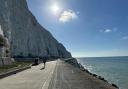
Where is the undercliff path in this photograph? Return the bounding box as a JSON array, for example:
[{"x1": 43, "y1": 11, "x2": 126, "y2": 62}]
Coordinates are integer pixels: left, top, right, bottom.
[{"x1": 0, "y1": 59, "x2": 117, "y2": 89}]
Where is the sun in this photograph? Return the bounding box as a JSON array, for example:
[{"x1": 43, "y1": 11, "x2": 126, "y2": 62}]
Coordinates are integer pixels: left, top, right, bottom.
[{"x1": 51, "y1": 3, "x2": 60, "y2": 15}]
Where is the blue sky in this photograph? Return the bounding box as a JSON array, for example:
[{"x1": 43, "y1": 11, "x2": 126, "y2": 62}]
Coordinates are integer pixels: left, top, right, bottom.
[{"x1": 27, "y1": 0, "x2": 128, "y2": 57}]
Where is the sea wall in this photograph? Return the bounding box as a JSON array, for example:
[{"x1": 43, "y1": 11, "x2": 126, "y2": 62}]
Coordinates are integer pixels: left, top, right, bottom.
[{"x1": 64, "y1": 58, "x2": 119, "y2": 89}]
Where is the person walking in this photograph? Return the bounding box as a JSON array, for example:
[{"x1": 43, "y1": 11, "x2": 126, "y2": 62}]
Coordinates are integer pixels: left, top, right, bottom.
[
  {"x1": 43, "y1": 57, "x2": 47, "y2": 68},
  {"x1": 33, "y1": 58, "x2": 39, "y2": 66}
]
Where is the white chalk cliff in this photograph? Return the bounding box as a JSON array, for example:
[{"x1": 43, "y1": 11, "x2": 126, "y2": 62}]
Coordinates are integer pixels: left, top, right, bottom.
[{"x1": 0, "y1": 0, "x2": 72, "y2": 58}]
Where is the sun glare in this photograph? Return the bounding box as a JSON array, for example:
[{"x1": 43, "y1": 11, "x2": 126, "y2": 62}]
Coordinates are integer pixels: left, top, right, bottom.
[{"x1": 51, "y1": 3, "x2": 60, "y2": 15}]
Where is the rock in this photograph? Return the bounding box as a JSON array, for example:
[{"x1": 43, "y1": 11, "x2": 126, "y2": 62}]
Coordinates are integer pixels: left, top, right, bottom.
[
  {"x1": 65, "y1": 58, "x2": 80, "y2": 67},
  {"x1": 0, "y1": 57, "x2": 13, "y2": 66},
  {"x1": 0, "y1": 25, "x2": 12, "y2": 66},
  {"x1": 111, "y1": 84, "x2": 119, "y2": 89},
  {"x1": 92, "y1": 74, "x2": 97, "y2": 77},
  {"x1": 0, "y1": 0, "x2": 72, "y2": 59},
  {"x1": 0, "y1": 34, "x2": 6, "y2": 47},
  {"x1": 0, "y1": 25, "x2": 4, "y2": 36},
  {"x1": 0, "y1": 25, "x2": 10, "y2": 57},
  {"x1": 98, "y1": 76, "x2": 107, "y2": 82},
  {"x1": 0, "y1": 47, "x2": 6, "y2": 57}
]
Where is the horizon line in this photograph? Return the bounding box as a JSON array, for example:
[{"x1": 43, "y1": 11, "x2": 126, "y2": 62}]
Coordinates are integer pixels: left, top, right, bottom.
[{"x1": 73, "y1": 55, "x2": 128, "y2": 58}]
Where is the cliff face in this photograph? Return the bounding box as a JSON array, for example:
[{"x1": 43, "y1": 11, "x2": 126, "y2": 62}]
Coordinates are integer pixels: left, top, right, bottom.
[{"x1": 0, "y1": 0, "x2": 72, "y2": 58}]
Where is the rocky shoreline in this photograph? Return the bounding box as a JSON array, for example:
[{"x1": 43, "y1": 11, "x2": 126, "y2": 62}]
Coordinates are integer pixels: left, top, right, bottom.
[{"x1": 64, "y1": 58, "x2": 119, "y2": 89}]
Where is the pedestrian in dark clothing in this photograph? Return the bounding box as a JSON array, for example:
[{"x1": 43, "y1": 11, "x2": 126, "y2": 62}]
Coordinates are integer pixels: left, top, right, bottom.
[
  {"x1": 33, "y1": 58, "x2": 38, "y2": 66},
  {"x1": 43, "y1": 57, "x2": 47, "y2": 68}
]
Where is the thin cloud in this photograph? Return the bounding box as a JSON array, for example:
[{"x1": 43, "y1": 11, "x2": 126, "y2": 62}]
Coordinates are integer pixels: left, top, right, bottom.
[
  {"x1": 100, "y1": 28, "x2": 118, "y2": 33},
  {"x1": 105, "y1": 29, "x2": 112, "y2": 33},
  {"x1": 122, "y1": 36, "x2": 128, "y2": 40},
  {"x1": 59, "y1": 10, "x2": 78, "y2": 22}
]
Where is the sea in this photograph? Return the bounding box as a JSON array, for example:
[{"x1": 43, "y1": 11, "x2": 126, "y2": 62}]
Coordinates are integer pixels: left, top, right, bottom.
[{"x1": 77, "y1": 56, "x2": 128, "y2": 89}]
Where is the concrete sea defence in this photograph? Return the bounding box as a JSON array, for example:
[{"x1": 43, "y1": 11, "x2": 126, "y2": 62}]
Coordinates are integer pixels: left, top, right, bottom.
[{"x1": 64, "y1": 58, "x2": 119, "y2": 89}]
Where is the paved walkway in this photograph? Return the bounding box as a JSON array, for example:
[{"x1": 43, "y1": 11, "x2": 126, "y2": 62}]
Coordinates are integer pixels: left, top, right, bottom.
[
  {"x1": 48, "y1": 60, "x2": 117, "y2": 89},
  {"x1": 0, "y1": 59, "x2": 117, "y2": 89},
  {"x1": 0, "y1": 61, "x2": 57, "y2": 89}
]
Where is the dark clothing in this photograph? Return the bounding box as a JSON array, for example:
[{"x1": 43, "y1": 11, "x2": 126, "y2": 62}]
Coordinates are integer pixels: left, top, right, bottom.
[
  {"x1": 33, "y1": 58, "x2": 39, "y2": 65},
  {"x1": 43, "y1": 59, "x2": 46, "y2": 63},
  {"x1": 42, "y1": 57, "x2": 47, "y2": 68}
]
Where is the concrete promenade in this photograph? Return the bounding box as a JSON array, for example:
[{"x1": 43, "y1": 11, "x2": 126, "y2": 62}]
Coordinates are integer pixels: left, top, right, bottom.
[
  {"x1": 48, "y1": 60, "x2": 117, "y2": 89},
  {"x1": 0, "y1": 59, "x2": 117, "y2": 89},
  {"x1": 0, "y1": 61, "x2": 56, "y2": 89}
]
